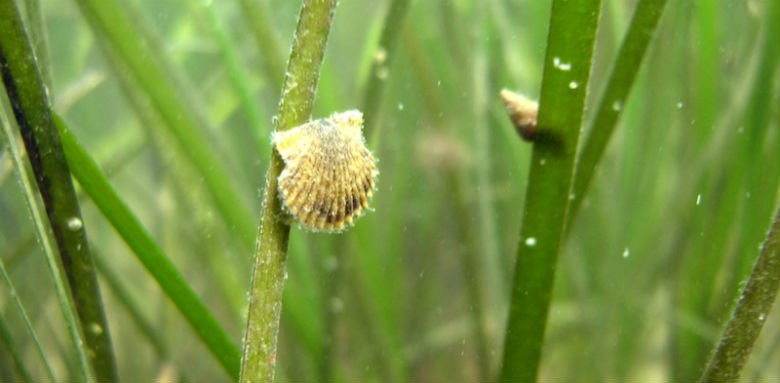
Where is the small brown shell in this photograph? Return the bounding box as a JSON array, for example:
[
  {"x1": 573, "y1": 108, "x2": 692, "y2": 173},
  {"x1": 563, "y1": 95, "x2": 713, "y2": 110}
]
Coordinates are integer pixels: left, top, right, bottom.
[
  {"x1": 500, "y1": 89, "x2": 538, "y2": 141},
  {"x1": 273, "y1": 110, "x2": 377, "y2": 232}
]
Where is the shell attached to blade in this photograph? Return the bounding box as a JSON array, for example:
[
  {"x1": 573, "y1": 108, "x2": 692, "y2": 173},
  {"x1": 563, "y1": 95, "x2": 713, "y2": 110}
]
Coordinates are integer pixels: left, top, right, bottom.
[
  {"x1": 500, "y1": 89, "x2": 538, "y2": 141},
  {"x1": 273, "y1": 110, "x2": 377, "y2": 232}
]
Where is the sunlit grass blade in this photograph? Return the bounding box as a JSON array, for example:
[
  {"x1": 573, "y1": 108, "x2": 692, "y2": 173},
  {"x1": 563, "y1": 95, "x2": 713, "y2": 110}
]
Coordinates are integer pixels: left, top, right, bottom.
[
  {"x1": 72, "y1": 0, "x2": 257, "y2": 246},
  {"x1": 498, "y1": 1, "x2": 602, "y2": 382},
  {"x1": 0, "y1": 258, "x2": 56, "y2": 382},
  {"x1": 241, "y1": 0, "x2": 338, "y2": 381},
  {"x1": 0, "y1": 3, "x2": 116, "y2": 381},
  {"x1": 54, "y1": 115, "x2": 241, "y2": 379},
  {"x1": 570, "y1": 0, "x2": 670, "y2": 219}
]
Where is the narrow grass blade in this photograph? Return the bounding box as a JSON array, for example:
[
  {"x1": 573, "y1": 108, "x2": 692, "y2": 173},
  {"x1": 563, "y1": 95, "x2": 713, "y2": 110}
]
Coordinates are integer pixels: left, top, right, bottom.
[
  {"x1": 0, "y1": 313, "x2": 33, "y2": 383},
  {"x1": 240, "y1": 0, "x2": 338, "y2": 381},
  {"x1": 700, "y1": 203, "x2": 780, "y2": 383},
  {"x1": 54, "y1": 116, "x2": 241, "y2": 380},
  {"x1": 0, "y1": 259, "x2": 57, "y2": 382},
  {"x1": 361, "y1": 0, "x2": 412, "y2": 145},
  {"x1": 237, "y1": 0, "x2": 286, "y2": 92},
  {"x1": 1, "y1": 83, "x2": 95, "y2": 383},
  {"x1": 498, "y1": 1, "x2": 602, "y2": 382},
  {"x1": 570, "y1": 0, "x2": 670, "y2": 218},
  {"x1": 0, "y1": 4, "x2": 116, "y2": 381},
  {"x1": 72, "y1": 0, "x2": 257, "y2": 246}
]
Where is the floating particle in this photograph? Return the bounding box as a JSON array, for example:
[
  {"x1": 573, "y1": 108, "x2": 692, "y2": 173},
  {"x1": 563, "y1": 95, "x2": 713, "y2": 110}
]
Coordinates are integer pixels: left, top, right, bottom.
[
  {"x1": 500, "y1": 89, "x2": 538, "y2": 141},
  {"x1": 622, "y1": 248, "x2": 630, "y2": 258},
  {"x1": 696, "y1": 193, "x2": 702, "y2": 206},
  {"x1": 568, "y1": 81, "x2": 579, "y2": 89},
  {"x1": 66, "y1": 217, "x2": 83, "y2": 231},
  {"x1": 612, "y1": 100, "x2": 622, "y2": 111},
  {"x1": 525, "y1": 237, "x2": 537, "y2": 247},
  {"x1": 274, "y1": 110, "x2": 377, "y2": 232}
]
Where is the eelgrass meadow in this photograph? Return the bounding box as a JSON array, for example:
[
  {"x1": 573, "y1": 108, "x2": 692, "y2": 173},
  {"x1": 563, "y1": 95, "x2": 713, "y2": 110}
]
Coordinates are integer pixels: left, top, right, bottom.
[{"x1": 1, "y1": 0, "x2": 778, "y2": 382}]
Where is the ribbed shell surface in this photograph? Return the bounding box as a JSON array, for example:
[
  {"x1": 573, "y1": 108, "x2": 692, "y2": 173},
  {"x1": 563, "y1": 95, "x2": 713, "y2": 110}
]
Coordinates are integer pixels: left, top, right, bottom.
[{"x1": 273, "y1": 110, "x2": 376, "y2": 232}]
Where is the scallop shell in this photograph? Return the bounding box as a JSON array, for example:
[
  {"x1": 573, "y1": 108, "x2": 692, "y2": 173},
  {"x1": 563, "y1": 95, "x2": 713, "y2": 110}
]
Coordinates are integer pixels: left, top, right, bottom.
[{"x1": 273, "y1": 110, "x2": 377, "y2": 232}]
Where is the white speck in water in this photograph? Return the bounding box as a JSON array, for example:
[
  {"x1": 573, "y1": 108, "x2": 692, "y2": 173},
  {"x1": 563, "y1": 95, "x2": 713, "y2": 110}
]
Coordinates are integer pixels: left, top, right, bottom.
[
  {"x1": 437, "y1": 80, "x2": 442, "y2": 87},
  {"x1": 374, "y1": 47, "x2": 387, "y2": 63},
  {"x1": 622, "y1": 248, "x2": 630, "y2": 258},
  {"x1": 758, "y1": 313, "x2": 766, "y2": 321},
  {"x1": 677, "y1": 101, "x2": 684, "y2": 109},
  {"x1": 397, "y1": 103, "x2": 404, "y2": 111},
  {"x1": 525, "y1": 237, "x2": 537, "y2": 247},
  {"x1": 553, "y1": 57, "x2": 572, "y2": 71},
  {"x1": 568, "y1": 193, "x2": 576, "y2": 201},
  {"x1": 66, "y1": 217, "x2": 83, "y2": 231},
  {"x1": 376, "y1": 66, "x2": 389, "y2": 80},
  {"x1": 612, "y1": 100, "x2": 622, "y2": 111},
  {"x1": 568, "y1": 81, "x2": 579, "y2": 89},
  {"x1": 696, "y1": 194, "x2": 702, "y2": 205},
  {"x1": 89, "y1": 322, "x2": 103, "y2": 335},
  {"x1": 746, "y1": 192, "x2": 752, "y2": 199},
  {"x1": 737, "y1": 126, "x2": 745, "y2": 134},
  {"x1": 540, "y1": 158, "x2": 547, "y2": 166}
]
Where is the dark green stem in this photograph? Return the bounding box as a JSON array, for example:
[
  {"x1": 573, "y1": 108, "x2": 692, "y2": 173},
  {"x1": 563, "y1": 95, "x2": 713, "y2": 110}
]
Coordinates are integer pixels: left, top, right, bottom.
[
  {"x1": 699, "y1": 205, "x2": 780, "y2": 383},
  {"x1": 498, "y1": 1, "x2": 601, "y2": 382},
  {"x1": 0, "y1": 3, "x2": 117, "y2": 382},
  {"x1": 240, "y1": 1, "x2": 338, "y2": 382}
]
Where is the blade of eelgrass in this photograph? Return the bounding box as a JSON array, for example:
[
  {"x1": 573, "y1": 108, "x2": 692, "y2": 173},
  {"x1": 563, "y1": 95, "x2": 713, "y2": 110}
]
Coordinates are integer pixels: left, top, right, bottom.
[
  {"x1": 699, "y1": 204, "x2": 780, "y2": 383},
  {"x1": 237, "y1": 0, "x2": 286, "y2": 92},
  {"x1": 0, "y1": 4, "x2": 116, "y2": 381},
  {"x1": 92, "y1": 253, "x2": 171, "y2": 364},
  {"x1": 570, "y1": 0, "x2": 669, "y2": 219},
  {"x1": 498, "y1": 1, "x2": 601, "y2": 382},
  {"x1": 0, "y1": 259, "x2": 56, "y2": 382},
  {"x1": 54, "y1": 116, "x2": 241, "y2": 380},
  {"x1": 240, "y1": 0, "x2": 338, "y2": 381},
  {"x1": 0, "y1": 313, "x2": 32, "y2": 383},
  {"x1": 72, "y1": 0, "x2": 257, "y2": 246},
  {"x1": 0, "y1": 87, "x2": 95, "y2": 383},
  {"x1": 362, "y1": 0, "x2": 412, "y2": 146},
  {"x1": 192, "y1": 0, "x2": 271, "y2": 158}
]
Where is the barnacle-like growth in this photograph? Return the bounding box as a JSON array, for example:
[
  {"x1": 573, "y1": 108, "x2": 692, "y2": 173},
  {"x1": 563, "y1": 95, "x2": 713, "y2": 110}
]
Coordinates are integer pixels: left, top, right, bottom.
[
  {"x1": 273, "y1": 110, "x2": 377, "y2": 232},
  {"x1": 500, "y1": 89, "x2": 539, "y2": 141}
]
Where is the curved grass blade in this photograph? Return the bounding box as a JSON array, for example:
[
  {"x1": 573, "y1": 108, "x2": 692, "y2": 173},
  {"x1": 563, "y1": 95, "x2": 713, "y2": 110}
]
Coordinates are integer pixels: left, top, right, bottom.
[
  {"x1": 0, "y1": 3, "x2": 116, "y2": 381},
  {"x1": 240, "y1": 0, "x2": 338, "y2": 381},
  {"x1": 498, "y1": 1, "x2": 602, "y2": 382},
  {"x1": 54, "y1": 115, "x2": 241, "y2": 380}
]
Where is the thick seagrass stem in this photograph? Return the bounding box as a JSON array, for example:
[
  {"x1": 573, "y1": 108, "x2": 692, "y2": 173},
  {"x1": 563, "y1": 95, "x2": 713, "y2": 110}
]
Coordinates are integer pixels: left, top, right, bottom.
[
  {"x1": 699, "y1": 205, "x2": 780, "y2": 383},
  {"x1": 239, "y1": 1, "x2": 338, "y2": 382},
  {"x1": 498, "y1": 0, "x2": 602, "y2": 382},
  {"x1": 0, "y1": 3, "x2": 116, "y2": 382}
]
